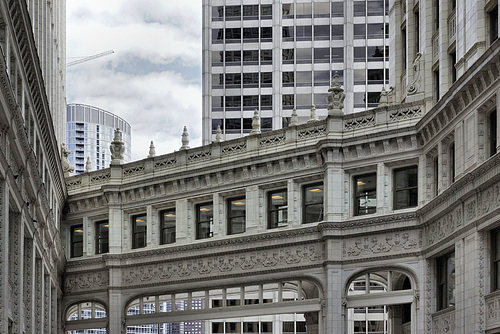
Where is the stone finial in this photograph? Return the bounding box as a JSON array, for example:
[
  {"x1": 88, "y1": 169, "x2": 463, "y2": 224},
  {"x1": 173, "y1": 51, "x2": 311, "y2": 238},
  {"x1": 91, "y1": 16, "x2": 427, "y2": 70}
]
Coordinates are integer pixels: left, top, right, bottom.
[
  {"x1": 180, "y1": 126, "x2": 190, "y2": 150},
  {"x1": 148, "y1": 141, "x2": 156, "y2": 158},
  {"x1": 110, "y1": 128, "x2": 125, "y2": 165},
  {"x1": 327, "y1": 71, "x2": 345, "y2": 115},
  {"x1": 60, "y1": 143, "x2": 74, "y2": 177},
  {"x1": 215, "y1": 125, "x2": 222, "y2": 143},
  {"x1": 378, "y1": 87, "x2": 389, "y2": 107},
  {"x1": 307, "y1": 105, "x2": 319, "y2": 123},
  {"x1": 290, "y1": 108, "x2": 298, "y2": 126},
  {"x1": 250, "y1": 109, "x2": 261, "y2": 135},
  {"x1": 85, "y1": 157, "x2": 91, "y2": 173}
]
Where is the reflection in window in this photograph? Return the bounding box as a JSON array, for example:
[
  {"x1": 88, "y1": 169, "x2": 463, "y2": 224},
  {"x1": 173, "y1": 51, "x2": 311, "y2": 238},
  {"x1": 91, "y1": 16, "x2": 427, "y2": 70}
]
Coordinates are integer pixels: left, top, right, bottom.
[
  {"x1": 394, "y1": 166, "x2": 418, "y2": 210},
  {"x1": 228, "y1": 198, "x2": 246, "y2": 235},
  {"x1": 71, "y1": 225, "x2": 84, "y2": 258},
  {"x1": 283, "y1": 72, "x2": 294, "y2": 86},
  {"x1": 261, "y1": 72, "x2": 272, "y2": 87},
  {"x1": 282, "y1": 26, "x2": 294, "y2": 41},
  {"x1": 303, "y1": 184, "x2": 323, "y2": 224},
  {"x1": 197, "y1": 203, "x2": 213, "y2": 239},
  {"x1": 283, "y1": 49, "x2": 294, "y2": 64},
  {"x1": 160, "y1": 209, "x2": 176, "y2": 244},
  {"x1": 261, "y1": 50, "x2": 272, "y2": 63},
  {"x1": 243, "y1": 50, "x2": 259, "y2": 65},
  {"x1": 212, "y1": 6, "x2": 223, "y2": 21},
  {"x1": 226, "y1": 119, "x2": 242, "y2": 134},
  {"x1": 132, "y1": 214, "x2": 147, "y2": 249},
  {"x1": 354, "y1": 173, "x2": 377, "y2": 215},
  {"x1": 269, "y1": 190, "x2": 288, "y2": 228},
  {"x1": 283, "y1": 94, "x2": 295, "y2": 109},
  {"x1": 282, "y1": 4, "x2": 294, "y2": 17},
  {"x1": 437, "y1": 252, "x2": 455, "y2": 310},
  {"x1": 296, "y1": 26, "x2": 312, "y2": 41}
]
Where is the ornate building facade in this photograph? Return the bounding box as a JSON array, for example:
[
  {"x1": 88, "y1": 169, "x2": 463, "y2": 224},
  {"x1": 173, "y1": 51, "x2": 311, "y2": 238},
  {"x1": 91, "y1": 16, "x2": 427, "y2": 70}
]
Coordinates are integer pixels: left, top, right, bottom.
[
  {"x1": 1, "y1": 0, "x2": 500, "y2": 334},
  {"x1": 62, "y1": 0, "x2": 500, "y2": 331},
  {"x1": 0, "y1": 0, "x2": 67, "y2": 333}
]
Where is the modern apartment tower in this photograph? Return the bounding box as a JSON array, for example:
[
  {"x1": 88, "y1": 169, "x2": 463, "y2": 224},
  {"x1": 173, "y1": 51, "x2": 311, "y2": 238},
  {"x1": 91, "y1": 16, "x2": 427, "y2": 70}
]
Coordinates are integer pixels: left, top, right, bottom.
[
  {"x1": 66, "y1": 103, "x2": 132, "y2": 174},
  {"x1": 202, "y1": 0, "x2": 389, "y2": 143}
]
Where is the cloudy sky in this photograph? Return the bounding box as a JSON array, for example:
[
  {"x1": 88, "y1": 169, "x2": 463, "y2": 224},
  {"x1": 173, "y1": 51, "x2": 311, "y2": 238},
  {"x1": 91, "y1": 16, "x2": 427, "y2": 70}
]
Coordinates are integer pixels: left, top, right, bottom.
[{"x1": 66, "y1": 0, "x2": 202, "y2": 162}]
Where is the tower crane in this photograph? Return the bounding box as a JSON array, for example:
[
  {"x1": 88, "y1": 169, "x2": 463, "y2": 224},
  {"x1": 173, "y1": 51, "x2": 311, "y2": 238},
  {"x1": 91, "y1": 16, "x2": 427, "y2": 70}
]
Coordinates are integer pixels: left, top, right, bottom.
[{"x1": 66, "y1": 50, "x2": 114, "y2": 67}]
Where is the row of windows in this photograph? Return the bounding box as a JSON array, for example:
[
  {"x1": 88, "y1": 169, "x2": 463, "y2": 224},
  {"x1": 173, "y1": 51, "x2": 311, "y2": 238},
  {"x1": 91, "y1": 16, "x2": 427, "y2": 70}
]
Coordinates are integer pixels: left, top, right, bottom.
[
  {"x1": 212, "y1": 46, "x2": 386, "y2": 68},
  {"x1": 212, "y1": 95, "x2": 272, "y2": 111},
  {"x1": 212, "y1": 0, "x2": 388, "y2": 20},
  {"x1": 212, "y1": 24, "x2": 387, "y2": 44},
  {"x1": 211, "y1": 118, "x2": 273, "y2": 134},
  {"x1": 212, "y1": 4, "x2": 272, "y2": 21},
  {"x1": 212, "y1": 50, "x2": 272, "y2": 66},
  {"x1": 212, "y1": 72, "x2": 272, "y2": 89},
  {"x1": 69, "y1": 183, "x2": 323, "y2": 257},
  {"x1": 212, "y1": 27, "x2": 272, "y2": 43},
  {"x1": 211, "y1": 89, "x2": 383, "y2": 112},
  {"x1": 70, "y1": 167, "x2": 418, "y2": 257}
]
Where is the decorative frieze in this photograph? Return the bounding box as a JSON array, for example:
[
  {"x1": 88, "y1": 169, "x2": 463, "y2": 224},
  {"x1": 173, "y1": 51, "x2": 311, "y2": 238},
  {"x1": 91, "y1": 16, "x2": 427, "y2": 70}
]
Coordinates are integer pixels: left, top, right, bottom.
[
  {"x1": 222, "y1": 141, "x2": 247, "y2": 156},
  {"x1": 343, "y1": 231, "x2": 420, "y2": 259},
  {"x1": 123, "y1": 164, "x2": 145, "y2": 178},
  {"x1": 425, "y1": 206, "x2": 462, "y2": 247},
  {"x1": 486, "y1": 291, "x2": 500, "y2": 330},
  {"x1": 154, "y1": 157, "x2": 177, "y2": 170},
  {"x1": 187, "y1": 150, "x2": 211, "y2": 163},
  {"x1": 121, "y1": 242, "x2": 325, "y2": 287},
  {"x1": 90, "y1": 171, "x2": 111, "y2": 185},
  {"x1": 298, "y1": 124, "x2": 326, "y2": 139},
  {"x1": 260, "y1": 133, "x2": 286, "y2": 148},
  {"x1": 344, "y1": 115, "x2": 375, "y2": 130},
  {"x1": 64, "y1": 271, "x2": 109, "y2": 294}
]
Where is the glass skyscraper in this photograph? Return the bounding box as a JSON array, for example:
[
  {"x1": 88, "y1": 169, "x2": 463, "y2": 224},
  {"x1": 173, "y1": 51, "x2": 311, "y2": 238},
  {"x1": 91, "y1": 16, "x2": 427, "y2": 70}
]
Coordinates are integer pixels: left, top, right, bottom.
[
  {"x1": 66, "y1": 103, "x2": 132, "y2": 174},
  {"x1": 202, "y1": 0, "x2": 389, "y2": 144}
]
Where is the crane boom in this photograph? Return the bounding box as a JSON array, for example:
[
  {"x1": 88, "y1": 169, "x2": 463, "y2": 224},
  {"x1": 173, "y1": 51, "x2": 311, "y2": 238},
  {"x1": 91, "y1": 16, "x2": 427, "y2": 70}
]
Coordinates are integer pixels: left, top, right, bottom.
[{"x1": 66, "y1": 50, "x2": 114, "y2": 67}]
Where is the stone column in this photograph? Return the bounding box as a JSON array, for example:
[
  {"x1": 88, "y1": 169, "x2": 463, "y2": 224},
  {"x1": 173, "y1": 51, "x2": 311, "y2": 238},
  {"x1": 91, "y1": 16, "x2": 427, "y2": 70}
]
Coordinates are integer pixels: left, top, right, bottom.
[
  {"x1": 245, "y1": 185, "x2": 260, "y2": 233},
  {"x1": 9, "y1": 212, "x2": 23, "y2": 333},
  {"x1": 323, "y1": 148, "x2": 343, "y2": 222},
  {"x1": 23, "y1": 237, "x2": 34, "y2": 334},
  {"x1": 108, "y1": 193, "x2": 123, "y2": 254},
  {"x1": 108, "y1": 289, "x2": 124, "y2": 334},
  {"x1": 304, "y1": 312, "x2": 319, "y2": 334},
  {"x1": 0, "y1": 180, "x2": 8, "y2": 332}
]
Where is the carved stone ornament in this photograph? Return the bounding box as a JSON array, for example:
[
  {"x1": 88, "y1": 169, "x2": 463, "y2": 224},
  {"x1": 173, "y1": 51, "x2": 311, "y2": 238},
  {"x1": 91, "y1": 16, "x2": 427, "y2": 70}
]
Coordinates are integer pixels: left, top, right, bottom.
[
  {"x1": 215, "y1": 125, "x2": 222, "y2": 142},
  {"x1": 109, "y1": 128, "x2": 125, "y2": 163},
  {"x1": 85, "y1": 157, "x2": 91, "y2": 173},
  {"x1": 307, "y1": 105, "x2": 319, "y2": 123},
  {"x1": 407, "y1": 52, "x2": 422, "y2": 95},
  {"x1": 60, "y1": 143, "x2": 74, "y2": 176},
  {"x1": 148, "y1": 141, "x2": 156, "y2": 158},
  {"x1": 327, "y1": 71, "x2": 345, "y2": 115},
  {"x1": 250, "y1": 109, "x2": 261, "y2": 135},
  {"x1": 180, "y1": 126, "x2": 190, "y2": 150},
  {"x1": 290, "y1": 108, "x2": 298, "y2": 126}
]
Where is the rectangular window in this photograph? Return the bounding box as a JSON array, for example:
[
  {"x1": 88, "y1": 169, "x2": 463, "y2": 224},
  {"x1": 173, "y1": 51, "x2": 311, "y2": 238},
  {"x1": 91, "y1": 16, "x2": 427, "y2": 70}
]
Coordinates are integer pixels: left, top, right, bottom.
[
  {"x1": 354, "y1": 173, "x2": 377, "y2": 216},
  {"x1": 228, "y1": 198, "x2": 246, "y2": 235},
  {"x1": 95, "y1": 221, "x2": 109, "y2": 254},
  {"x1": 434, "y1": 69, "x2": 440, "y2": 102},
  {"x1": 268, "y1": 190, "x2": 288, "y2": 228},
  {"x1": 394, "y1": 166, "x2": 418, "y2": 210},
  {"x1": 492, "y1": 228, "x2": 500, "y2": 290},
  {"x1": 282, "y1": 49, "x2": 294, "y2": 64},
  {"x1": 261, "y1": 27, "x2": 272, "y2": 42},
  {"x1": 489, "y1": 110, "x2": 498, "y2": 157},
  {"x1": 436, "y1": 252, "x2": 455, "y2": 310},
  {"x1": 243, "y1": 73, "x2": 259, "y2": 88},
  {"x1": 160, "y1": 209, "x2": 176, "y2": 244},
  {"x1": 303, "y1": 183, "x2": 323, "y2": 224},
  {"x1": 243, "y1": 50, "x2": 259, "y2": 65},
  {"x1": 132, "y1": 214, "x2": 147, "y2": 249},
  {"x1": 71, "y1": 225, "x2": 84, "y2": 258},
  {"x1": 260, "y1": 72, "x2": 272, "y2": 87},
  {"x1": 225, "y1": 51, "x2": 241, "y2": 65},
  {"x1": 490, "y1": 6, "x2": 499, "y2": 44},
  {"x1": 197, "y1": 203, "x2": 213, "y2": 239},
  {"x1": 226, "y1": 118, "x2": 242, "y2": 133},
  {"x1": 260, "y1": 50, "x2": 272, "y2": 63}
]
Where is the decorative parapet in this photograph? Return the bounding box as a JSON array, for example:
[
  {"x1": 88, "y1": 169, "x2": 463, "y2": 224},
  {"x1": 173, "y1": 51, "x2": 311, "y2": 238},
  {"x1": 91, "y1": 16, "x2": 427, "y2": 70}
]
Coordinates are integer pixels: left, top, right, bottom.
[
  {"x1": 65, "y1": 102, "x2": 425, "y2": 193},
  {"x1": 259, "y1": 129, "x2": 286, "y2": 148},
  {"x1": 486, "y1": 290, "x2": 500, "y2": 331},
  {"x1": 432, "y1": 308, "x2": 455, "y2": 334}
]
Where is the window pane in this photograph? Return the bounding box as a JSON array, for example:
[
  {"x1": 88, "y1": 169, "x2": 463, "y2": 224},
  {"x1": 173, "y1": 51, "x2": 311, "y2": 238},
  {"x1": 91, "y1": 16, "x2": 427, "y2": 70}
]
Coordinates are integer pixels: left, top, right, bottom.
[
  {"x1": 332, "y1": 25, "x2": 344, "y2": 40},
  {"x1": 229, "y1": 198, "x2": 246, "y2": 234},
  {"x1": 197, "y1": 203, "x2": 213, "y2": 239},
  {"x1": 269, "y1": 190, "x2": 288, "y2": 228},
  {"x1": 133, "y1": 215, "x2": 147, "y2": 249},
  {"x1": 355, "y1": 173, "x2": 377, "y2": 215},
  {"x1": 71, "y1": 225, "x2": 84, "y2": 257},
  {"x1": 161, "y1": 209, "x2": 176, "y2": 244},
  {"x1": 96, "y1": 221, "x2": 109, "y2": 254},
  {"x1": 304, "y1": 184, "x2": 323, "y2": 223}
]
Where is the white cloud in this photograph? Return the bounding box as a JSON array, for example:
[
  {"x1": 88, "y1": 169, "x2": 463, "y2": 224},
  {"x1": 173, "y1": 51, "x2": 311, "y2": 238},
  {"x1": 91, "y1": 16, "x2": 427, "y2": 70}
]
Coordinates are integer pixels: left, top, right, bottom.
[{"x1": 66, "y1": 0, "x2": 202, "y2": 162}]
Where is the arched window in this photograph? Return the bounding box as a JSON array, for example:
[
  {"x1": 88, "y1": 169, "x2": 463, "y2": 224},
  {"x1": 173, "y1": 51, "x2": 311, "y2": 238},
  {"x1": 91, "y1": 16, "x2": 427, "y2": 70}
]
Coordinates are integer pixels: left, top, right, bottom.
[
  {"x1": 125, "y1": 280, "x2": 321, "y2": 333},
  {"x1": 65, "y1": 301, "x2": 107, "y2": 333}
]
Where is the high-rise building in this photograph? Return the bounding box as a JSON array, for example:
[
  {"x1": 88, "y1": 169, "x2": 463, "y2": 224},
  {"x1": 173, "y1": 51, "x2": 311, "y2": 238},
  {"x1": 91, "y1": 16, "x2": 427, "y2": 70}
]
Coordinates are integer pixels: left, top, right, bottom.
[
  {"x1": 202, "y1": 0, "x2": 389, "y2": 143},
  {"x1": 66, "y1": 103, "x2": 132, "y2": 174}
]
